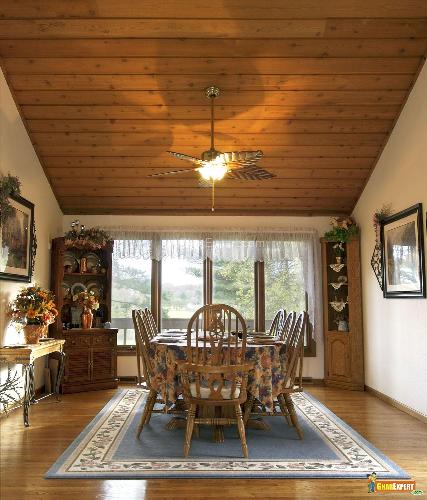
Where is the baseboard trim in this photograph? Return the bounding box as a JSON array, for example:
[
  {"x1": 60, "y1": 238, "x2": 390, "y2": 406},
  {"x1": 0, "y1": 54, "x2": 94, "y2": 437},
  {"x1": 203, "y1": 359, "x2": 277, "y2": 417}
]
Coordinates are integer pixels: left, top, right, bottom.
[
  {"x1": 365, "y1": 385, "x2": 427, "y2": 425},
  {"x1": 302, "y1": 377, "x2": 324, "y2": 385}
]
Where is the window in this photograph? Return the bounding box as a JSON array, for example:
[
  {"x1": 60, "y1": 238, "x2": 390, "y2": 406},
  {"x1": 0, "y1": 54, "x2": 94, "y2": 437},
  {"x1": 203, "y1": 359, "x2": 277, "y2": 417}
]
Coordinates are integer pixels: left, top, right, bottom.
[
  {"x1": 111, "y1": 250, "x2": 151, "y2": 345},
  {"x1": 161, "y1": 255, "x2": 203, "y2": 330},
  {"x1": 111, "y1": 233, "x2": 318, "y2": 355},
  {"x1": 264, "y1": 258, "x2": 306, "y2": 331},
  {"x1": 213, "y1": 259, "x2": 255, "y2": 330}
]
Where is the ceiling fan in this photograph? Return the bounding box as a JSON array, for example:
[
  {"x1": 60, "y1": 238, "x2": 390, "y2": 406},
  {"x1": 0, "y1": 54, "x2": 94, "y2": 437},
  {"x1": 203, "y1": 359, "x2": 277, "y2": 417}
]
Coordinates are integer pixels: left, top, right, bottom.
[{"x1": 148, "y1": 86, "x2": 275, "y2": 211}]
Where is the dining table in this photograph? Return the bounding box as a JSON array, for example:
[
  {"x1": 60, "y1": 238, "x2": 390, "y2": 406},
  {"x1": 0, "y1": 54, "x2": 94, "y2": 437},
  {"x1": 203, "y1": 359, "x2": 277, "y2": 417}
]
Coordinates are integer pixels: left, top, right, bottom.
[{"x1": 148, "y1": 330, "x2": 288, "y2": 441}]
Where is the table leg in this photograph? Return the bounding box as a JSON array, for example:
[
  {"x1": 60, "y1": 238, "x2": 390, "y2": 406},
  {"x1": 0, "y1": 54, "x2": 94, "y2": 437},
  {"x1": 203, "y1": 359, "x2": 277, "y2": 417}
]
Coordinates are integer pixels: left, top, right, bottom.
[
  {"x1": 55, "y1": 351, "x2": 66, "y2": 401},
  {"x1": 23, "y1": 363, "x2": 35, "y2": 427}
]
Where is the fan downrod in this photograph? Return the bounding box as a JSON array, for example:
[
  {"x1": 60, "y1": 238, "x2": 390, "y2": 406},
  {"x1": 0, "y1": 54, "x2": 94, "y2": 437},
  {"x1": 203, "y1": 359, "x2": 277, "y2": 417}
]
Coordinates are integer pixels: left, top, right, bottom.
[{"x1": 205, "y1": 86, "x2": 220, "y2": 99}]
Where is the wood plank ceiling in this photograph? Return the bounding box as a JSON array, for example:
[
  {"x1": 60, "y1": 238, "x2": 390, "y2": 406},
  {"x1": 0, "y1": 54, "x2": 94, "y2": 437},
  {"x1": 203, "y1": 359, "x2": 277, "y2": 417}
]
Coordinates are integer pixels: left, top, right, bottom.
[{"x1": 0, "y1": 1, "x2": 426, "y2": 215}]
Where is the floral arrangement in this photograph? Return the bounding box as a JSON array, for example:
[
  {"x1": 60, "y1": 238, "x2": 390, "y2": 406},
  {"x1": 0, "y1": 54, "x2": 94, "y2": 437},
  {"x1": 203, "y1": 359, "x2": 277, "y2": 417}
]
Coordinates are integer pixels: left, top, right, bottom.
[
  {"x1": 0, "y1": 173, "x2": 21, "y2": 225},
  {"x1": 324, "y1": 217, "x2": 359, "y2": 243},
  {"x1": 65, "y1": 220, "x2": 112, "y2": 250},
  {"x1": 73, "y1": 291, "x2": 99, "y2": 311},
  {"x1": 10, "y1": 285, "x2": 58, "y2": 326}
]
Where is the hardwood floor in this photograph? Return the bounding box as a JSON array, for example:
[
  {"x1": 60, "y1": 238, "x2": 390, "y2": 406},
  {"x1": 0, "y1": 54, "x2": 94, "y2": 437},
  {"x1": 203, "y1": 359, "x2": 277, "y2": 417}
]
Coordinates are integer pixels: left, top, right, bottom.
[{"x1": 1, "y1": 385, "x2": 426, "y2": 499}]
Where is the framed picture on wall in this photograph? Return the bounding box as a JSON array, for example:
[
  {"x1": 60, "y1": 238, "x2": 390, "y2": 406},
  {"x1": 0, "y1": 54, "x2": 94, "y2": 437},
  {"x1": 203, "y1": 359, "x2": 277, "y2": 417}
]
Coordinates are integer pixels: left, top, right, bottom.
[
  {"x1": 380, "y1": 203, "x2": 425, "y2": 298},
  {"x1": 0, "y1": 194, "x2": 36, "y2": 282}
]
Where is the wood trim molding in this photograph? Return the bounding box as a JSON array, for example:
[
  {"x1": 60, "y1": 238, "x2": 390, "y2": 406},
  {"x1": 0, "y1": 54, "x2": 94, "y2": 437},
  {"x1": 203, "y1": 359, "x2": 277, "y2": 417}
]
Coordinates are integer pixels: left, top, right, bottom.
[
  {"x1": 365, "y1": 385, "x2": 427, "y2": 425},
  {"x1": 151, "y1": 259, "x2": 161, "y2": 330},
  {"x1": 254, "y1": 260, "x2": 265, "y2": 332}
]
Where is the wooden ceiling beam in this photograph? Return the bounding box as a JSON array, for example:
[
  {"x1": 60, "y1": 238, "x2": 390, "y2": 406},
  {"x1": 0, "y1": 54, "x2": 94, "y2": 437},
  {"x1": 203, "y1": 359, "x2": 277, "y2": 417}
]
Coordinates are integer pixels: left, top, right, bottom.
[
  {"x1": 54, "y1": 186, "x2": 361, "y2": 198},
  {"x1": 27, "y1": 118, "x2": 394, "y2": 134},
  {"x1": 9, "y1": 74, "x2": 415, "y2": 92},
  {"x1": 13, "y1": 89, "x2": 408, "y2": 106},
  {"x1": 2, "y1": 1, "x2": 427, "y2": 19},
  {"x1": 46, "y1": 169, "x2": 371, "y2": 182},
  {"x1": 20, "y1": 104, "x2": 401, "y2": 120},
  {"x1": 3, "y1": 57, "x2": 421, "y2": 74},
  {"x1": 50, "y1": 177, "x2": 366, "y2": 189},
  {"x1": 1, "y1": 18, "x2": 426, "y2": 39},
  {"x1": 42, "y1": 156, "x2": 373, "y2": 169},
  {"x1": 58, "y1": 196, "x2": 356, "y2": 209},
  {"x1": 31, "y1": 131, "x2": 386, "y2": 146},
  {"x1": 2, "y1": 38, "x2": 426, "y2": 58},
  {"x1": 36, "y1": 144, "x2": 381, "y2": 157}
]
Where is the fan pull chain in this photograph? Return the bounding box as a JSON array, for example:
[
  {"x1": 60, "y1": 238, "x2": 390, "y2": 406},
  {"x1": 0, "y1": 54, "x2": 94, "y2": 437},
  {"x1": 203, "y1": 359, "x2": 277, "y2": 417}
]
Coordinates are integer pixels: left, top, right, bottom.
[{"x1": 211, "y1": 181, "x2": 215, "y2": 212}]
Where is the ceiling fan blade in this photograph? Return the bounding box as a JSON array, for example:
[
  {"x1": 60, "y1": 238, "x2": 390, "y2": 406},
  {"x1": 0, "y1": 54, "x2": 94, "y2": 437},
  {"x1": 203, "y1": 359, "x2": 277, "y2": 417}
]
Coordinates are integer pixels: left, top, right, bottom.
[
  {"x1": 227, "y1": 165, "x2": 275, "y2": 180},
  {"x1": 167, "y1": 151, "x2": 205, "y2": 166},
  {"x1": 147, "y1": 167, "x2": 199, "y2": 177},
  {"x1": 219, "y1": 150, "x2": 263, "y2": 165}
]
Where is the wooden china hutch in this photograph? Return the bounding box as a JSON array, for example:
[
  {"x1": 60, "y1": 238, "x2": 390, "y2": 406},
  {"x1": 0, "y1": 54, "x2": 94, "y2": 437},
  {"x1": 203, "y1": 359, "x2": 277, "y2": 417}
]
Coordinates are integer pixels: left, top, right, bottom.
[
  {"x1": 321, "y1": 235, "x2": 364, "y2": 390},
  {"x1": 50, "y1": 237, "x2": 118, "y2": 393}
]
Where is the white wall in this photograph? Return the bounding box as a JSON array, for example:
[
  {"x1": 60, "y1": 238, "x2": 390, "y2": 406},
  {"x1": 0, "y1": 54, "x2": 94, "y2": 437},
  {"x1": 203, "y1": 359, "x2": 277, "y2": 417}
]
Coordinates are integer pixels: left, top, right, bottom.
[
  {"x1": 64, "y1": 214, "x2": 331, "y2": 379},
  {"x1": 353, "y1": 62, "x2": 427, "y2": 416},
  {"x1": 0, "y1": 69, "x2": 63, "y2": 390}
]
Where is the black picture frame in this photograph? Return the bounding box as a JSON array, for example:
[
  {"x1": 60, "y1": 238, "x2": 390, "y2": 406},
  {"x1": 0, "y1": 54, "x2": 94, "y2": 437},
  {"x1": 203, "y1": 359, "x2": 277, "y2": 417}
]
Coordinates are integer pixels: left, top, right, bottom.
[
  {"x1": 380, "y1": 203, "x2": 425, "y2": 298},
  {"x1": 0, "y1": 194, "x2": 36, "y2": 282}
]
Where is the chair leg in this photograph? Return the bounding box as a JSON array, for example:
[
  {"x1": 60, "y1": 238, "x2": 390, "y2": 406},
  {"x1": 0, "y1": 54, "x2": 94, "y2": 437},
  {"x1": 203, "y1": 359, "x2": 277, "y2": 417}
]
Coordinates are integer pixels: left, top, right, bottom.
[
  {"x1": 283, "y1": 394, "x2": 304, "y2": 440},
  {"x1": 235, "y1": 403, "x2": 249, "y2": 458},
  {"x1": 184, "y1": 404, "x2": 196, "y2": 458},
  {"x1": 243, "y1": 393, "x2": 254, "y2": 425},
  {"x1": 137, "y1": 388, "x2": 157, "y2": 438},
  {"x1": 276, "y1": 395, "x2": 292, "y2": 426}
]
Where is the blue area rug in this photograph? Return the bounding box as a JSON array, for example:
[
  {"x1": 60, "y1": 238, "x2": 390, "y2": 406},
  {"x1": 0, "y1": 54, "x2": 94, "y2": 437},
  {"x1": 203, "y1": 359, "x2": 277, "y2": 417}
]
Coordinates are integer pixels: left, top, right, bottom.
[{"x1": 46, "y1": 388, "x2": 409, "y2": 479}]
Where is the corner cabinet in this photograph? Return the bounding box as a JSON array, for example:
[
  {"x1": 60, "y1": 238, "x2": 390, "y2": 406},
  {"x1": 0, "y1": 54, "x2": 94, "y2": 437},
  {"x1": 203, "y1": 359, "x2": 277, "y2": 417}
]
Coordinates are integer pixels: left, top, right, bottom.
[
  {"x1": 321, "y1": 235, "x2": 364, "y2": 390},
  {"x1": 50, "y1": 237, "x2": 118, "y2": 393}
]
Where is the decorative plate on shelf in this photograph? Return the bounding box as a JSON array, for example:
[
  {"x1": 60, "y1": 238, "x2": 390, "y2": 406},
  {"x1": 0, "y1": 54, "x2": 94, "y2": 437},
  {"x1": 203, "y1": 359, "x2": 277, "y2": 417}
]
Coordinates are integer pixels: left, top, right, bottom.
[
  {"x1": 337, "y1": 275, "x2": 348, "y2": 283},
  {"x1": 70, "y1": 282, "x2": 86, "y2": 296},
  {"x1": 82, "y1": 252, "x2": 101, "y2": 273},
  {"x1": 63, "y1": 252, "x2": 79, "y2": 273},
  {"x1": 86, "y1": 281, "x2": 102, "y2": 298}
]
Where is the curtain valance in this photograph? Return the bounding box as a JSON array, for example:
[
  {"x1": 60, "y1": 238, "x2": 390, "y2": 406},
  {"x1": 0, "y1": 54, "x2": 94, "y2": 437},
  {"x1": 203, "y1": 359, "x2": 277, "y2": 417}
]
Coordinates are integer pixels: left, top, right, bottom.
[{"x1": 109, "y1": 228, "x2": 319, "y2": 262}]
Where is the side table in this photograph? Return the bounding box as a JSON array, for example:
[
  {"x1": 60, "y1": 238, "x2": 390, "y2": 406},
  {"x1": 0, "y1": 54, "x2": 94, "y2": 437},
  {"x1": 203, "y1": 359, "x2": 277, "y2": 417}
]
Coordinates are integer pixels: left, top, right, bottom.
[{"x1": 0, "y1": 339, "x2": 66, "y2": 426}]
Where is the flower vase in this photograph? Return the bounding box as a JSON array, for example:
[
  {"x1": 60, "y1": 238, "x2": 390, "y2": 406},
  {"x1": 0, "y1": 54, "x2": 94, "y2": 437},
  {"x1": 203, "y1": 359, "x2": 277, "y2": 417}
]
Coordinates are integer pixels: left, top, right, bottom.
[
  {"x1": 23, "y1": 324, "x2": 48, "y2": 344},
  {"x1": 81, "y1": 308, "x2": 93, "y2": 329}
]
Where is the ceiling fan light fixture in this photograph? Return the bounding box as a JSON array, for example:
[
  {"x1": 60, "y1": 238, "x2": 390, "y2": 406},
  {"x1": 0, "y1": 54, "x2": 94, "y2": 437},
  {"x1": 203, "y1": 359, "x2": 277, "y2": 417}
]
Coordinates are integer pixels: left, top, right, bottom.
[{"x1": 197, "y1": 157, "x2": 228, "y2": 181}]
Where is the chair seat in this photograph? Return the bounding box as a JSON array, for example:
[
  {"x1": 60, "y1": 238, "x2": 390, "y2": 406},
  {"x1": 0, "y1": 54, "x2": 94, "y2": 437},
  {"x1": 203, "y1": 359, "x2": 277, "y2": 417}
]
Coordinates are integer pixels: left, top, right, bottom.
[{"x1": 189, "y1": 381, "x2": 240, "y2": 399}]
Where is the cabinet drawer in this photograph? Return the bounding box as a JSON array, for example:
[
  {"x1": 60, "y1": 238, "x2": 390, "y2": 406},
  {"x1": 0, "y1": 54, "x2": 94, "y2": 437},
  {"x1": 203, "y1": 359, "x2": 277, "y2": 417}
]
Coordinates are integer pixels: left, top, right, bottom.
[
  {"x1": 92, "y1": 333, "x2": 116, "y2": 347},
  {"x1": 64, "y1": 334, "x2": 91, "y2": 348}
]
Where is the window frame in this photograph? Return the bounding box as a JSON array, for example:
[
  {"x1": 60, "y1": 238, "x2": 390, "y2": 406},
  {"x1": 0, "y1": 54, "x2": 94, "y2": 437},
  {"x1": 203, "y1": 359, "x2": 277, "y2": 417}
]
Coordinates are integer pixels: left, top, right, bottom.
[{"x1": 115, "y1": 242, "x2": 316, "y2": 357}]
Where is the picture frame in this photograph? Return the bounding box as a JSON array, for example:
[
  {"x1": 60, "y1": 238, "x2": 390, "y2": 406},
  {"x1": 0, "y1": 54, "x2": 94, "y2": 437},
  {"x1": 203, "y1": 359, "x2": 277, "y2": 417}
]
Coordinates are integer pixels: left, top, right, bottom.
[
  {"x1": 380, "y1": 203, "x2": 425, "y2": 298},
  {"x1": 0, "y1": 194, "x2": 36, "y2": 282}
]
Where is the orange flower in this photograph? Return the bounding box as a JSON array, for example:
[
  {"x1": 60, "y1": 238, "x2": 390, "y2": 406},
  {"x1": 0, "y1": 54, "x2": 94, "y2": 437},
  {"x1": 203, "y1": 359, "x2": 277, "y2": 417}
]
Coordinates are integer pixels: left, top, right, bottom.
[{"x1": 26, "y1": 309, "x2": 36, "y2": 319}]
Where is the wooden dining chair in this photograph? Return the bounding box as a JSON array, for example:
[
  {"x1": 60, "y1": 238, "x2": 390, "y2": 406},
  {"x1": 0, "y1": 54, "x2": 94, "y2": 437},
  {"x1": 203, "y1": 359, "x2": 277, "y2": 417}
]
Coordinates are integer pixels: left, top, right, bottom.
[
  {"x1": 244, "y1": 311, "x2": 307, "y2": 439},
  {"x1": 132, "y1": 309, "x2": 166, "y2": 437},
  {"x1": 143, "y1": 307, "x2": 158, "y2": 340},
  {"x1": 132, "y1": 309, "x2": 148, "y2": 386},
  {"x1": 278, "y1": 311, "x2": 297, "y2": 342},
  {"x1": 177, "y1": 304, "x2": 253, "y2": 458},
  {"x1": 267, "y1": 309, "x2": 286, "y2": 338}
]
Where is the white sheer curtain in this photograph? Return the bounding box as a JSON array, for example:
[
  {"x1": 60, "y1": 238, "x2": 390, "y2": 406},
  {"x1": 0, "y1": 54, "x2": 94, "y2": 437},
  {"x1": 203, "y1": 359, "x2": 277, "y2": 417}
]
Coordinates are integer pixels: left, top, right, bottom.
[{"x1": 110, "y1": 227, "x2": 322, "y2": 339}]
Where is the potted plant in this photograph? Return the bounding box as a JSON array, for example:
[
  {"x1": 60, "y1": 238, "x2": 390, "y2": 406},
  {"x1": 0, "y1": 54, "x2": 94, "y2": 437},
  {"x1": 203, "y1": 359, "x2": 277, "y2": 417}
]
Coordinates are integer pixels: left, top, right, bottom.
[
  {"x1": 10, "y1": 285, "x2": 58, "y2": 344},
  {"x1": 73, "y1": 291, "x2": 99, "y2": 329},
  {"x1": 324, "y1": 216, "x2": 359, "y2": 243}
]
